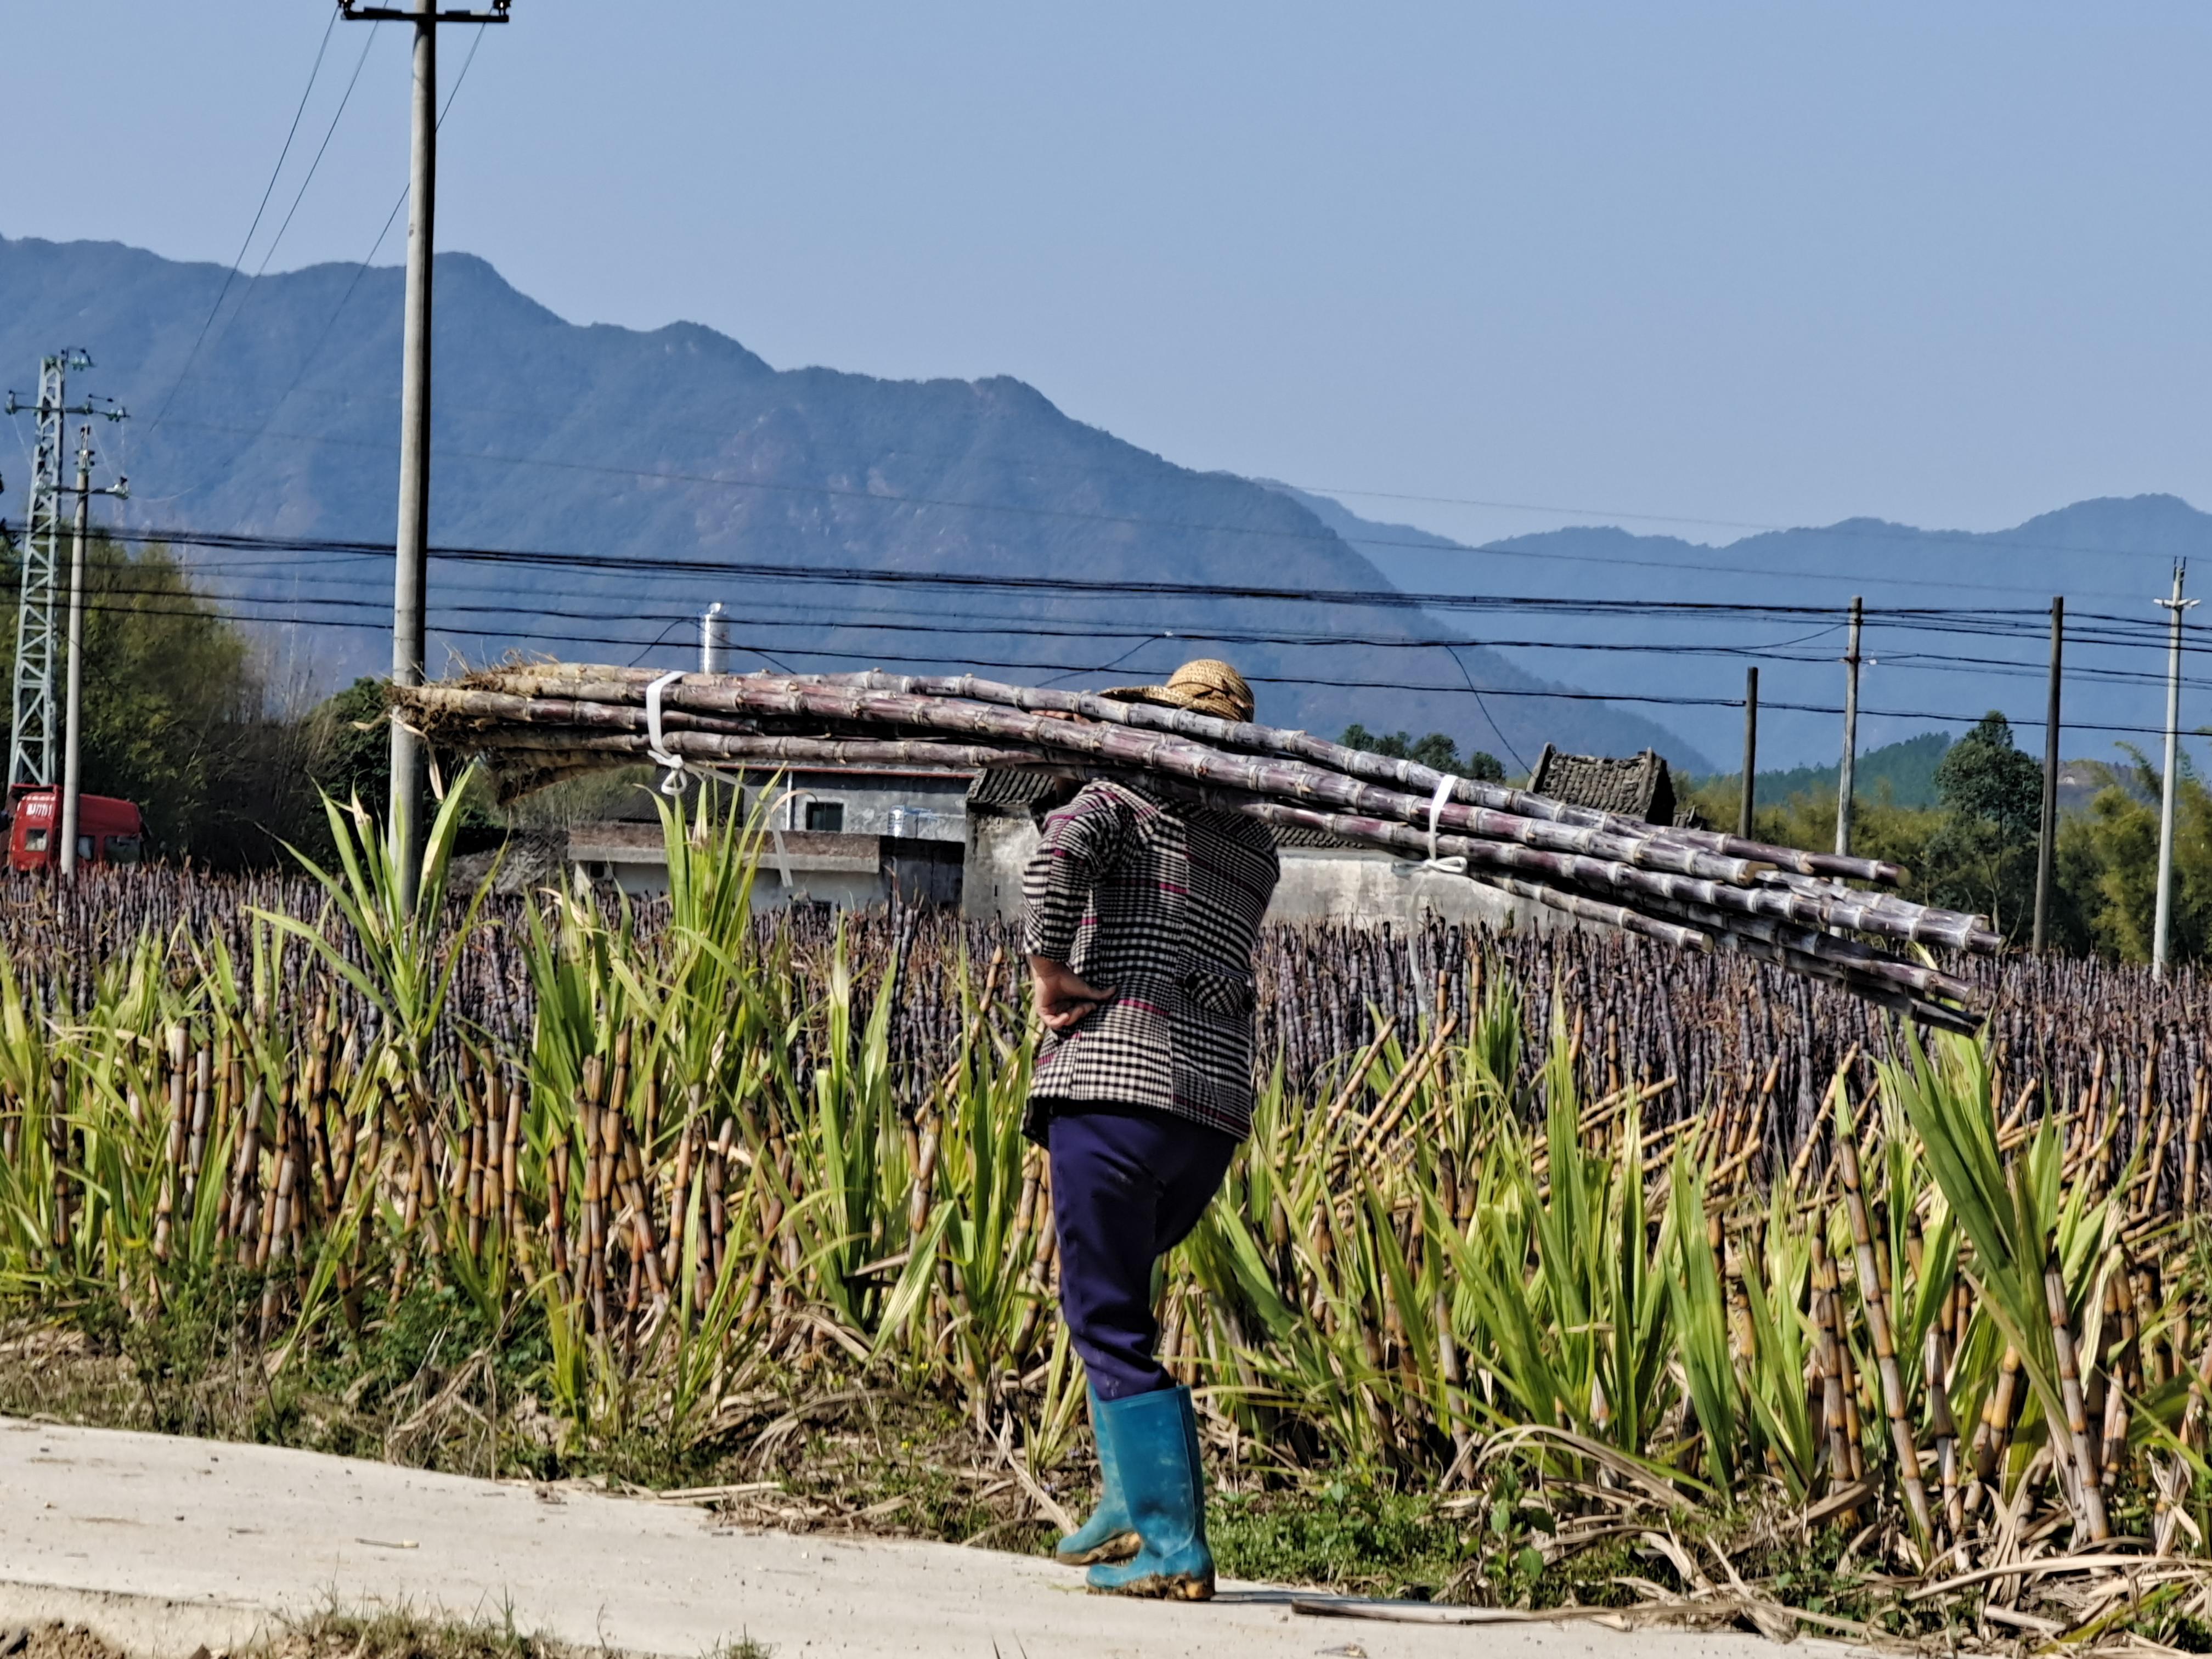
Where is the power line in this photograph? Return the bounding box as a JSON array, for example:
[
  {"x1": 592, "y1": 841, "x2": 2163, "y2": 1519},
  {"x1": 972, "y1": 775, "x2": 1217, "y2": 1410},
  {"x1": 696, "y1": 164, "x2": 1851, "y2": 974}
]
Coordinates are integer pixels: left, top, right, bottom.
[
  {"x1": 25, "y1": 580, "x2": 2205, "y2": 741},
  {"x1": 190, "y1": 21, "x2": 490, "y2": 491},
  {"x1": 61, "y1": 522, "x2": 2092, "y2": 623},
  {"x1": 174, "y1": 564, "x2": 2210, "y2": 689},
  {"x1": 145, "y1": 5, "x2": 342, "y2": 432},
  {"x1": 58, "y1": 522, "x2": 2212, "y2": 688},
  {"x1": 228, "y1": 24, "x2": 383, "y2": 309},
  {"x1": 21, "y1": 526, "x2": 2210, "y2": 738},
  {"x1": 140, "y1": 414, "x2": 2212, "y2": 609},
  {"x1": 142, "y1": 385, "x2": 2212, "y2": 584},
  {"x1": 202, "y1": 571, "x2": 2203, "y2": 691},
  {"x1": 10, "y1": 550, "x2": 2205, "y2": 743}
]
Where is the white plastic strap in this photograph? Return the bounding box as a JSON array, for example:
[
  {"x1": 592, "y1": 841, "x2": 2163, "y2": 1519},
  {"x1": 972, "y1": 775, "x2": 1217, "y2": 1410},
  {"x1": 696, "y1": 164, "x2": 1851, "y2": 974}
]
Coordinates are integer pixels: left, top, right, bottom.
[
  {"x1": 1420, "y1": 774, "x2": 1469, "y2": 874},
  {"x1": 645, "y1": 670, "x2": 687, "y2": 796}
]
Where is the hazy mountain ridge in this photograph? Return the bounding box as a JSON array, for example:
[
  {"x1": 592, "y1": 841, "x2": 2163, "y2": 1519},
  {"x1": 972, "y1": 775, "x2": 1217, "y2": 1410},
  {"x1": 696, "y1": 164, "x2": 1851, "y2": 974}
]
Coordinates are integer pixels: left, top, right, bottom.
[
  {"x1": 1279, "y1": 483, "x2": 2212, "y2": 771},
  {"x1": 0, "y1": 233, "x2": 1706, "y2": 770}
]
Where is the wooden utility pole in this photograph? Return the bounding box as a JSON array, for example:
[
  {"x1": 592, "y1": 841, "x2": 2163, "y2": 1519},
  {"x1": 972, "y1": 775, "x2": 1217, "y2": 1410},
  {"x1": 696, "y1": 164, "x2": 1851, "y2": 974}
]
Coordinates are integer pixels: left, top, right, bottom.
[
  {"x1": 1835, "y1": 596, "x2": 1863, "y2": 857},
  {"x1": 2033, "y1": 597, "x2": 2063, "y2": 952},
  {"x1": 2154, "y1": 563, "x2": 2197, "y2": 979},
  {"x1": 1738, "y1": 665, "x2": 1758, "y2": 840},
  {"x1": 341, "y1": 0, "x2": 511, "y2": 911}
]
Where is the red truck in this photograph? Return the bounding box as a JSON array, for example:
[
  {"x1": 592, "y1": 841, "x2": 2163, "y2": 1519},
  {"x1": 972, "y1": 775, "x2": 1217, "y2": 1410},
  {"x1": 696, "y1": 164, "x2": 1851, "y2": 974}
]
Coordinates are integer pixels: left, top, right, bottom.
[{"x1": 8, "y1": 788, "x2": 145, "y2": 872}]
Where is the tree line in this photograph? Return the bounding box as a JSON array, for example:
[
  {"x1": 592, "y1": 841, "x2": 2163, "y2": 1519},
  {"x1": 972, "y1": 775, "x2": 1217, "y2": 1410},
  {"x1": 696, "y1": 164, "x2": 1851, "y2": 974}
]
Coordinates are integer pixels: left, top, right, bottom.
[
  {"x1": 1350, "y1": 714, "x2": 2212, "y2": 965},
  {"x1": 1685, "y1": 711, "x2": 2212, "y2": 963}
]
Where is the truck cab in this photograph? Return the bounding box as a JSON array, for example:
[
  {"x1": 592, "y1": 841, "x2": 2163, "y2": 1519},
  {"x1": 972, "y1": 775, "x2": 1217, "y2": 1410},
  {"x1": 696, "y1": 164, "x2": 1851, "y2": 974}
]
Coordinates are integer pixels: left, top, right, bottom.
[{"x1": 8, "y1": 788, "x2": 145, "y2": 872}]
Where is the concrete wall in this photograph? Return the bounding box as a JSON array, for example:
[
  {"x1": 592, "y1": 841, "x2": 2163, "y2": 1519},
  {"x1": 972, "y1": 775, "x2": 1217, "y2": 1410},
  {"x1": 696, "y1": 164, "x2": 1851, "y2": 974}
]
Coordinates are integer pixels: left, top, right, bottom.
[
  {"x1": 585, "y1": 803, "x2": 1562, "y2": 933},
  {"x1": 960, "y1": 815, "x2": 1553, "y2": 932},
  {"x1": 570, "y1": 823, "x2": 960, "y2": 911},
  {"x1": 764, "y1": 771, "x2": 972, "y2": 842},
  {"x1": 963, "y1": 815, "x2": 1041, "y2": 922},
  {"x1": 1269, "y1": 847, "x2": 1550, "y2": 931}
]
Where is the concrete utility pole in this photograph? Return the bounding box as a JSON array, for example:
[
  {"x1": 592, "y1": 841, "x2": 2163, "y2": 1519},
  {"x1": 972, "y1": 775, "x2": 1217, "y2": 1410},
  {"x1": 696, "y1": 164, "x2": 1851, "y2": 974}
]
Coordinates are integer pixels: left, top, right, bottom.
[
  {"x1": 699, "y1": 602, "x2": 727, "y2": 675},
  {"x1": 59, "y1": 426, "x2": 129, "y2": 878},
  {"x1": 1738, "y1": 665, "x2": 1758, "y2": 841},
  {"x1": 3, "y1": 353, "x2": 125, "y2": 794},
  {"x1": 2033, "y1": 597, "x2": 2063, "y2": 953},
  {"x1": 341, "y1": 0, "x2": 511, "y2": 912},
  {"x1": 1835, "y1": 596, "x2": 1864, "y2": 857},
  {"x1": 2154, "y1": 564, "x2": 2197, "y2": 979}
]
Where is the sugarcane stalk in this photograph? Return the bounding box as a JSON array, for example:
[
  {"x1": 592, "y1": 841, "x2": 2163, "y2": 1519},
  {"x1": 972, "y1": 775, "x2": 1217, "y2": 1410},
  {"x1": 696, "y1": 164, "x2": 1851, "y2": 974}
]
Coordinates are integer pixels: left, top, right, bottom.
[
  {"x1": 405, "y1": 668, "x2": 2002, "y2": 1013},
  {"x1": 1835, "y1": 1124, "x2": 1934, "y2": 1539},
  {"x1": 1809, "y1": 1227, "x2": 1858, "y2": 1496},
  {"x1": 492, "y1": 662, "x2": 1911, "y2": 882},
  {"x1": 466, "y1": 723, "x2": 1051, "y2": 774},
  {"x1": 434, "y1": 676, "x2": 1782, "y2": 884},
  {"x1": 2186, "y1": 1067, "x2": 2210, "y2": 1214},
  {"x1": 1153, "y1": 782, "x2": 1990, "y2": 970},
  {"x1": 2045, "y1": 1246, "x2": 2112, "y2": 1540},
  {"x1": 422, "y1": 672, "x2": 1974, "y2": 902}
]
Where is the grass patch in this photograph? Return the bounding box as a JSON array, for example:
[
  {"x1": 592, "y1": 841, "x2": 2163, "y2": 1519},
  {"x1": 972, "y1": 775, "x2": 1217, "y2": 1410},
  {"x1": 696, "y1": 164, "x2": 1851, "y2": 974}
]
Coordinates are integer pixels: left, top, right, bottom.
[{"x1": 1211, "y1": 1482, "x2": 1468, "y2": 1599}]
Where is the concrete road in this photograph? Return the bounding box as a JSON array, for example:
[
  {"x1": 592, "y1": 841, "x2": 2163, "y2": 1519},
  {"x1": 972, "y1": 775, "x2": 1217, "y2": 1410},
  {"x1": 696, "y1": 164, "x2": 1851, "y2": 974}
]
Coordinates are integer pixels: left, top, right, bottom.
[{"x1": 0, "y1": 1416, "x2": 1832, "y2": 1658}]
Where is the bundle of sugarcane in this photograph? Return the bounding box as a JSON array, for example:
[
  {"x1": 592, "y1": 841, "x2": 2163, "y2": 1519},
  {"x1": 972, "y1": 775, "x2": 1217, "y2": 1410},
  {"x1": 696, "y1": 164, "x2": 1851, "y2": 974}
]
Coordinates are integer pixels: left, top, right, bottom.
[{"x1": 394, "y1": 664, "x2": 2000, "y2": 1030}]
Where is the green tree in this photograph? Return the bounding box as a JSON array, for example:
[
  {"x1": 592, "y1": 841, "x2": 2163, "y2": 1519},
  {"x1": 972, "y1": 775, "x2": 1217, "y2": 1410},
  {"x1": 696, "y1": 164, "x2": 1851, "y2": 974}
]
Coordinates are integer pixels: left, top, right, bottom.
[
  {"x1": 2056, "y1": 747, "x2": 2212, "y2": 962},
  {"x1": 1340, "y1": 724, "x2": 1505, "y2": 781},
  {"x1": 292, "y1": 677, "x2": 505, "y2": 860},
  {"x1": 1918, "y1": 712, "x2": 2045, "y2": 939},
  {"x1": 0, "y1": 535, "x2": 301, "y2": 864},
  {"x1": 306, "y1": 678, "x2": 393, "y2": 811}
]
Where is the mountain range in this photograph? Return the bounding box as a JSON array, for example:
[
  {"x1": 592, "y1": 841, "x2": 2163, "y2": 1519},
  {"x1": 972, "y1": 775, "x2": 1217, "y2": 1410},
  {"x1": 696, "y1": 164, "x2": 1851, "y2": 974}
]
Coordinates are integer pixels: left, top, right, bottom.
[
  {"x1": 1284, "y1": 488, "x2": 2212, "y2": 774},
  {"x1": 0, "y1": 234, "x2": 1703, "y2": 773}
]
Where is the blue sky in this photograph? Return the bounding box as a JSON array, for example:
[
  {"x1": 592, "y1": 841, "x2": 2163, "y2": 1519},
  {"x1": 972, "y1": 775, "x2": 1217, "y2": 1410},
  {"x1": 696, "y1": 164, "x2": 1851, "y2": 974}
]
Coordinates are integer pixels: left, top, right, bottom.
[{"x1": 10, "y1": 2, "x2": 2212, "y2": 548}]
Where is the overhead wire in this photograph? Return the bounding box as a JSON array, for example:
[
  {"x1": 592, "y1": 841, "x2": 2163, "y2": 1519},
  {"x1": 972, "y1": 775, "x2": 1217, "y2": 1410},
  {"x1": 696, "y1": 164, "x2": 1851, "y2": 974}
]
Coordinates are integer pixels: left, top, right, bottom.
[
  {"x1": 74, "y1": 521, "x2": 2153, "y2": 627},
  {"x1": 20, "y1": 576, "x2": 2203, "y2": 740},
  {"x1": 43, "y1": 523, "x2": 2212, "y2": 707},
  {"x1": 225, "y1": 23, "x2": 383, "y2": 309},
  {"x1": 142, "y1": 413, "x2": 2207, "y2": 609},
  {"x1": 55, "y1": 518, "x2": 2212, "y2": 693},
  {"x1": 144, "y1": 4, "x2": 342, "y2": 432},
  {"x1": 193, "y1": 21, "x2": 490, "y2": 487},
  {"x1": 138, "y1": 387, "x2": 2212, "y2": 582},
  {"x1": 12, "y1": 524, "x2": 2207, "y2": 746}
]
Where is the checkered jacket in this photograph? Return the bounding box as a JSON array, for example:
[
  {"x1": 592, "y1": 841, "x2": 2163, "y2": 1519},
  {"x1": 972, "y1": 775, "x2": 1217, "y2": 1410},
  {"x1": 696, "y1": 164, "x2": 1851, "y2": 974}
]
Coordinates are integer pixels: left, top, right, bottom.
[{"x1": 1022, "y1": 780, "x2": 1280, "y2": 1140}]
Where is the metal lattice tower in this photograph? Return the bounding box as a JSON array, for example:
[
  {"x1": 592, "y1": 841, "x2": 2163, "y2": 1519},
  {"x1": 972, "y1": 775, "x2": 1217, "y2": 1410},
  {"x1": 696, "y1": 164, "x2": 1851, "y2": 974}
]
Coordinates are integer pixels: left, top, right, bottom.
[
  {"x1": 5, "y1": 351, "x2": 124, "y2": 793},
  {"x1": 7, "y1": 353, "x2": 78, "y2": 789}
]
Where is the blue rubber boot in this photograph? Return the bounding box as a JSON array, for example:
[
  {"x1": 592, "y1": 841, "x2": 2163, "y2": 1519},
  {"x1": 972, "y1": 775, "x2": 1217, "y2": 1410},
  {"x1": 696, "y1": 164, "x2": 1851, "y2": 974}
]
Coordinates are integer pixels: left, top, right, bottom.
[
  {"x1": 1056, "y1": 1386, "x2": 1140, "y2": 1566},
  {"x1": 1085, "y1": 1385, "x2": 1215, "y2": 1600}
]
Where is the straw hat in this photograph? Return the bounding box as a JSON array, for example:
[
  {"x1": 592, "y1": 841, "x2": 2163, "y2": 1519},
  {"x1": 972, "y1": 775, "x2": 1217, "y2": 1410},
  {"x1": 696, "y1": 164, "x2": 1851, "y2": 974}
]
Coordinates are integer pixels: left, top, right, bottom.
[{"x1": 1099, "y1": 658, "x2": 1255, "y2": 724}]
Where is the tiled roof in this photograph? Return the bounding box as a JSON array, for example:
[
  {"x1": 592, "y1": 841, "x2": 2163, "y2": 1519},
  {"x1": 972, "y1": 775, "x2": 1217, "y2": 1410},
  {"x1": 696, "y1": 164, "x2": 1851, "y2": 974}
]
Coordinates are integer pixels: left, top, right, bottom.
[
  {"x1": 966, "y1": 767, "x2": 1070, "y2": 810},
  {"x1": 1527, "y1": 744, "x2": 1678, "y2": 826}
]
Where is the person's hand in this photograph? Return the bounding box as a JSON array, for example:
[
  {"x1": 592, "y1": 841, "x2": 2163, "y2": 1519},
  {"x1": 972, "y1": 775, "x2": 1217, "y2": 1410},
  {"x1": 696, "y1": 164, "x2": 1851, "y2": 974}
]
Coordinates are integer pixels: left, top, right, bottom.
[{"x1": 1029, "y1": 955, "x2": 1114, "y2": 1032}]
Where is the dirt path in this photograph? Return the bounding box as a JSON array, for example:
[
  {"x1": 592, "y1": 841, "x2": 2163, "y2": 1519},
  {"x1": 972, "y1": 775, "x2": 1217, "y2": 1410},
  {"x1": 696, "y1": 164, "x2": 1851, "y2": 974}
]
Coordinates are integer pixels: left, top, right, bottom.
[{"x1": 0, "y1": 1417, "x2": 1839, "y2": 1659}]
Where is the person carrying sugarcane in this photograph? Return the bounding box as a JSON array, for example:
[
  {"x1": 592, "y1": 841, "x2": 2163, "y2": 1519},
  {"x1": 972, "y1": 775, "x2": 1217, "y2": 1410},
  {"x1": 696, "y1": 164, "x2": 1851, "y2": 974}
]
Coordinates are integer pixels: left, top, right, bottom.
[{"x1": 1019, "y1": 658, "x2": 1280, "y2": 1601}]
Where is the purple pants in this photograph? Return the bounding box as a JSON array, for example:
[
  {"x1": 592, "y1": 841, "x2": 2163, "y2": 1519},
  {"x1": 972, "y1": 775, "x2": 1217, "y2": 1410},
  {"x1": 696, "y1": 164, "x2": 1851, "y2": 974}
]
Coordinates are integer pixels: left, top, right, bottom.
[{"x1": 1045, "y1": 1101, "x2": 1239, "y2": 1400}]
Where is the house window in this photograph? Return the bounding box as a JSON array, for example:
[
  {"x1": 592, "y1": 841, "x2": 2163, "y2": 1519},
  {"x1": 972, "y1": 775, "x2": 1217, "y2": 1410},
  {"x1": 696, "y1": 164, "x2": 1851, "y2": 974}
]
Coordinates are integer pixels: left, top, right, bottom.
[{"x1": 805, "y1": 800, "x2": 845, "y2": 832}]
